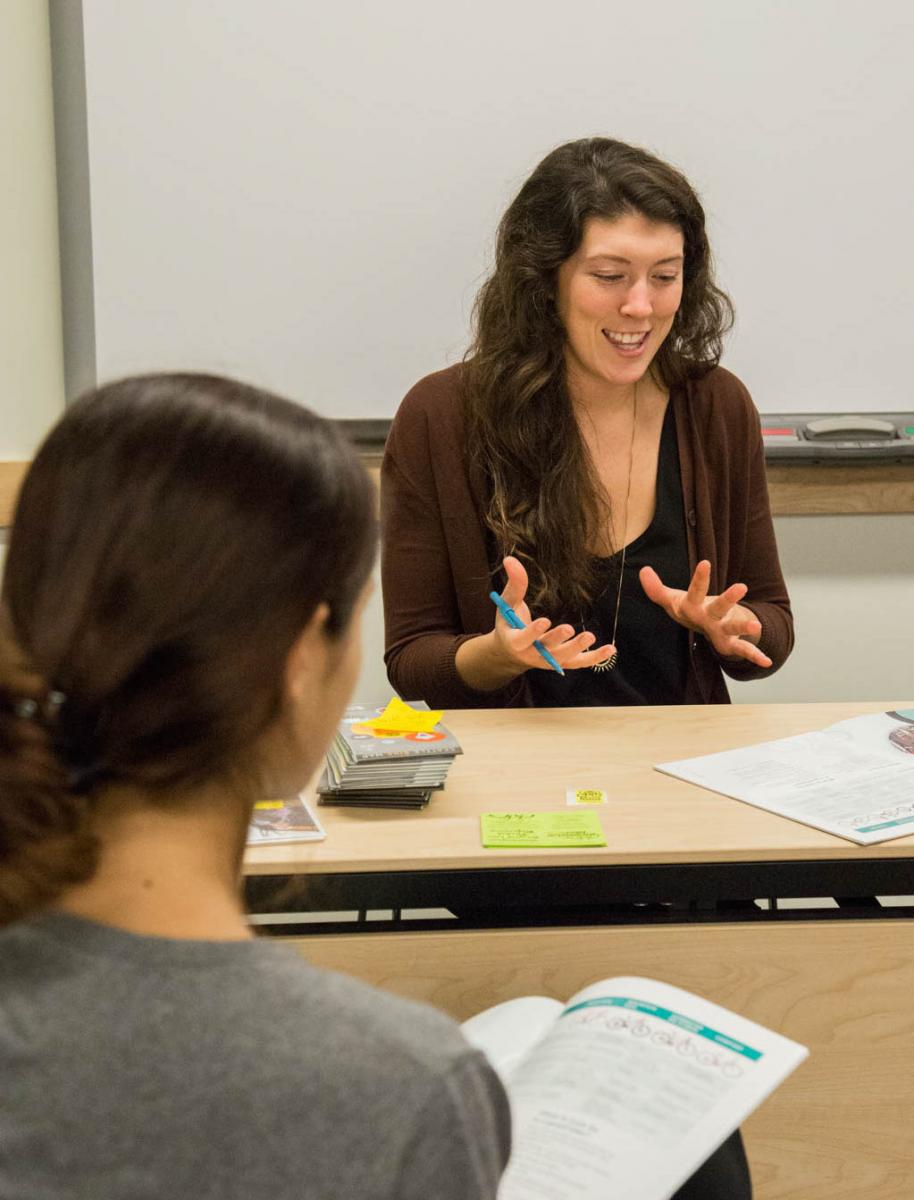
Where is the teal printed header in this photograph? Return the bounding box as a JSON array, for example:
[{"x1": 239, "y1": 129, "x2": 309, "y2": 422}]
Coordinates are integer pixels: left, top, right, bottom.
[
  {"x1": 855, "y1": 814, "x2": 914, "y2": 834},
  {"x1": 561, "y1": 996, "x2": 763, "y2": 1062}
]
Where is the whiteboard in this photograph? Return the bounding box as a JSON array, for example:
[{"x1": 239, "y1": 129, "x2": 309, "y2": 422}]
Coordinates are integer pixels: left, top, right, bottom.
[{"x1": 78, "y1": 0, "x2": 914, "y2": 416}]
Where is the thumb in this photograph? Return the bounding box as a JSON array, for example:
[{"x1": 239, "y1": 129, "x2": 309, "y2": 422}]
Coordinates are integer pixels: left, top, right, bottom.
[
  {"x1": 501, "y1": 556, "x2": 529, "y2": 609},
  {"x1": 639, "y1": 564, "x2": 666, "y2": 604}
]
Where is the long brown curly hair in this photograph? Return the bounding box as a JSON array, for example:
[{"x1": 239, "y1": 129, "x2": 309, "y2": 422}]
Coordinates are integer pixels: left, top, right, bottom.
[{"x1": 464, "y1": 137, "x2": 734, "y2": 614}]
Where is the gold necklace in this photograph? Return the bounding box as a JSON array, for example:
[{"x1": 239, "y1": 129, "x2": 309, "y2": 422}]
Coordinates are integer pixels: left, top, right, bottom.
[{"x1": 591, "y1": 382, "x2": 638, "y2": 673}]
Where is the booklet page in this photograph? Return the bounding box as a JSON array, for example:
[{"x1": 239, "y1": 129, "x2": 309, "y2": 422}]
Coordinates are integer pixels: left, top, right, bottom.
[
  {"x1": 462, "y1": 996, "x2": 564, "y2": 1077},
  {"x1": 497, "y1": 976, "x2": 806, "y2": 1200},
  {"x1": 656, "y1": 711, "x2": 914, "y2": 845}
]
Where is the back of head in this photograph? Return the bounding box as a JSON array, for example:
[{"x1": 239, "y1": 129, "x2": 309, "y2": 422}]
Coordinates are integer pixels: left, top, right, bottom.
[{"x1": 0, "y1": 373, "x2": 375, "y2": 925}]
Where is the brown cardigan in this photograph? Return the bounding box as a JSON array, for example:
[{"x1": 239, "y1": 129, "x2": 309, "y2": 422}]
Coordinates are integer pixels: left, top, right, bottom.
[{"x1": 381, "y1": 364, "x2": 794, "y2": 709}]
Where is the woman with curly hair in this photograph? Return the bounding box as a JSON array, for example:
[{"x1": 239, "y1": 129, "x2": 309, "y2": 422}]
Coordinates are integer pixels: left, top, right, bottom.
[{"x1": 382, "y1": 137, "x2": 793, "y2": 709}]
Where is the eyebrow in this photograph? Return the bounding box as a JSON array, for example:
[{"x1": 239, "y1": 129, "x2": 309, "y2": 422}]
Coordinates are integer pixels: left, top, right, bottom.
[{"x1": 584, "y1": 254, "x2": 684, "y2": 266}]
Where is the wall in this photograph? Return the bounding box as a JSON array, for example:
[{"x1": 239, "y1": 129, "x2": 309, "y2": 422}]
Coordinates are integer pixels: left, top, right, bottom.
[
  {"x1": 77, "y1": 0, "x2": 914, "y2": 419},
  {"x1": 4, "y1": 7, "x2": 911, "y2": 711},
  {"x1": 354, "y1": 515, "x2": 914, "y2": 706},
  {"x1": 729, "y1": 515, "x2": 914, "y2": 704},
  {"x1": 0, "y1": 0, "x2": 65, "y2": 455}
]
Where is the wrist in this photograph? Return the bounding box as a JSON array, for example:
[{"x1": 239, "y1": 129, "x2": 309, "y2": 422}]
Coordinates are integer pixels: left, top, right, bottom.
[
  {"x1": 455, "y1": 631, "x2": 525, "y2": 692},
  {"x1": 487, "y1": 628, "x2": 526, "y2": 674}
]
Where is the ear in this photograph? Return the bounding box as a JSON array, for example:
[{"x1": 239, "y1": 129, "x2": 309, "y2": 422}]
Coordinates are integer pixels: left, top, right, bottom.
[{"x1": 284, "y1": 601, "x2": 332, "y2": 706}]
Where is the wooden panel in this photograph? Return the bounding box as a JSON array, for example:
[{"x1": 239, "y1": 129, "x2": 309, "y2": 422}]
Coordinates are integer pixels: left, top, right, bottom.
[
  {"x1": 245, "y1": 701, "x2": 914, "y2": 876},
  {"x1": 377, "y1": 458, "x2": 914, "y2": 513},
  {"x1": 2, "y1": 458, "x2": 913, "y2": 523},
  {"x1": 767, "y1": 462, "x2": 914, "y2": 515},
  {"x1": 0, "y1": 462, "x2": 27, "y2": 528},
  {"x1": 287, "y1": 920, "x2": 914, "y2": 1199}
]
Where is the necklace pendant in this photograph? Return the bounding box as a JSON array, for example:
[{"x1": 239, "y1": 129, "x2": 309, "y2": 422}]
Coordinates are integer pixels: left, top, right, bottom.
[{"x1": 592, "y1": 651, "x2": 618, "y2": 673}]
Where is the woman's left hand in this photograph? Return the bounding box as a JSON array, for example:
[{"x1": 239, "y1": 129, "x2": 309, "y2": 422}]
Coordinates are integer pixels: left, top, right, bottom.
[{"x1": 639, "y1": 560, "x2": 772, "y2": 669}]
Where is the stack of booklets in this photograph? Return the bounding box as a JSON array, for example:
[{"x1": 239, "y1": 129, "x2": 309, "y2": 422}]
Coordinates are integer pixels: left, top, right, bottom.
[{"x1": 318, "y1": 701, "x2": 462, "y2": 810}]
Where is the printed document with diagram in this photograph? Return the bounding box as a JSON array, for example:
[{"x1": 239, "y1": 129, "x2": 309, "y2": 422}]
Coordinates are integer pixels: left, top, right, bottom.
[
  {"x1": 462, "y1": 976, "x2": 806, "y2": 1200},
  {"x1": 656, "y1": 709, "x2": 914, "y2": 846}
]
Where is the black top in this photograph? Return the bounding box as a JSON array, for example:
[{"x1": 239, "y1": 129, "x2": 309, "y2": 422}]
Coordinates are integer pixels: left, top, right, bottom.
[{"x1": 528, "y1": 402, "x2": 691, "y2": 707}]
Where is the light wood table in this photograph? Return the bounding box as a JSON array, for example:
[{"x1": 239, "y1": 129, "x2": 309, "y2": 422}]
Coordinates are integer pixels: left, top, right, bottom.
[
  {"x1": 246, "y1": 701, "x2": 914, "y2": 883},
  {"x1": 246, "y1": 702, "x2": 914, "y2": 1199}
]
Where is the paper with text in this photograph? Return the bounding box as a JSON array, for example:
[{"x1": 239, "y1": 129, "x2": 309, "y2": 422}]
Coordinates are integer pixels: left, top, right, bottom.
[
  {"x1": 464, "y1": 976, "x2": 806, "y2": 1200},
  {"x1": 656, "y1": 711, "x2": 914, "y2": 845},
  {"x1": 481, "y1": 812, "x2": 606, "y2": 848}
]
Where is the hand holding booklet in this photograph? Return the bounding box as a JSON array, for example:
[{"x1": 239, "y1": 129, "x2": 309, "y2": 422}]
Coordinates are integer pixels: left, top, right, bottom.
[{"x1": 463, "y1": 976, "x2": 807, "y2": 1200}]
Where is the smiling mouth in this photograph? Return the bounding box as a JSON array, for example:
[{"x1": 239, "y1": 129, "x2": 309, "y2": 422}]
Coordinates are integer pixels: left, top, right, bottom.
[{"x1": 603, "y1": 330, "x2": 650, "y2": 348}]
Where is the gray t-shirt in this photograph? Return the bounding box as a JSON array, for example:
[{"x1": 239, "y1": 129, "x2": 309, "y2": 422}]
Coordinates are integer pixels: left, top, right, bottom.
[{"x1": 0, "y1": 913, "x2": 511, "y2": 1199}]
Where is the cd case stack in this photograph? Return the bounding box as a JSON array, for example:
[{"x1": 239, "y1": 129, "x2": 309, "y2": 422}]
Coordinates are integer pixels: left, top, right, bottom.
[{"x1": 318, "y1": 703, "x2": 462, "y2": 809}]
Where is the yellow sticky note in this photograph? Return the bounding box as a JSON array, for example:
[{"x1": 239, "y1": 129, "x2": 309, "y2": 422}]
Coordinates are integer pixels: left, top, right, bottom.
[
  {"x1": 481, "y1": 812, "x2": 606, "y2": 848},
  {"x1": 254, "y1": 801, "x2": 284, "y2": 810},
  {"x1": 361, "y1": 698, "x2": 443, "y2": 735},
  {"x1": 566, "y1": 788, "x2": 608, "y2": 806}
]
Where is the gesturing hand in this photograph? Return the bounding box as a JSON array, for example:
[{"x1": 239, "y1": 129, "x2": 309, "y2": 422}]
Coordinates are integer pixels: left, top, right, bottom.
[
  {"x1": 639, "y1": 560, "x2": 772, "y2": 669},
  {"x1": 494, "y1": 556, "x2": 616, "y2": 673}
]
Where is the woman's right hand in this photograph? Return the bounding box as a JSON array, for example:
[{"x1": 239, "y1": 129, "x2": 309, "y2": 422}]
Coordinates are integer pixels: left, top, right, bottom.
[
  {"x1": 456, "y1": 557, "x2": 615, "y2": 691},
  {"x1": 493, "y1": 557, "x2": 615, "y2": 672}
]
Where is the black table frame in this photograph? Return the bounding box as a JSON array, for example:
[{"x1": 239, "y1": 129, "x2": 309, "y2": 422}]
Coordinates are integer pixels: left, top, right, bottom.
[{"x1": 245, "y1": 856, "x2": 914, "y2": 935}]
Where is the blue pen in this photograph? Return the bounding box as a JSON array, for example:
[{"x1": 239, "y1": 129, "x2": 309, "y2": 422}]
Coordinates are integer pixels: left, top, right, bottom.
[{"x1": 489, "y1": 591, "x2": 565, "y2": 676}]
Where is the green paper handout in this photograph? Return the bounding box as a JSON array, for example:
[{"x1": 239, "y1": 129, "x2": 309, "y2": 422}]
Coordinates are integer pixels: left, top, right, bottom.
[{"x1": 481, "y1": 811, "x2": 606, "y2": 848}]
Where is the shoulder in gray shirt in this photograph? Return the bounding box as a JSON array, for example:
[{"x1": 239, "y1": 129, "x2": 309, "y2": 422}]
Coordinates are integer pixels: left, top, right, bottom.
[{"x1": 0, "y1": 913, "x2": 511, "y2": 1199}]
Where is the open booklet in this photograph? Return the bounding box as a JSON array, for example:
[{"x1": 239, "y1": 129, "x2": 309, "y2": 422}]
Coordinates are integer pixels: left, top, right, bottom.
[
  {"x1": 462, "y1": 976, "x2": 806, "y2": 1200},
  {"x1": 657, "y1": 709, "x2": 914, "y2": 846}
]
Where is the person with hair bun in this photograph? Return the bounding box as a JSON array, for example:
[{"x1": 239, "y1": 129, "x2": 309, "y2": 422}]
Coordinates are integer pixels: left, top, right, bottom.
[
  {"x1": 382, "y1": 137, "x2": 793, "y2": 710},
  {"x1": 0, "y1": 374, "x2": 510, "y2": 1198}
]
